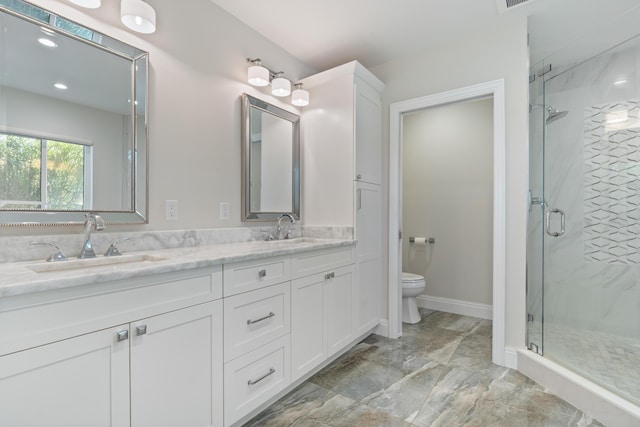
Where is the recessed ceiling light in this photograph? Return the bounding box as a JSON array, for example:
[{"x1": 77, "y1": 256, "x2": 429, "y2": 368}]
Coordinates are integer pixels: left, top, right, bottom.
[
  {"x1": 38, "y1": 38, "x2": 57, "y2": 48},
  {"x1": 614, "y1": 79, "x2": 628, "y2": 86},
  {"x1": 54, "y1": 83, "x2": 68, "y2": 90}
]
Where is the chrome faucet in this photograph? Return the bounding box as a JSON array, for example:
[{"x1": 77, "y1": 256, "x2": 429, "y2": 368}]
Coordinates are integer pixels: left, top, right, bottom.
[
  {"x1": 276, "y1": 213, "x2": 295, "y2": 240},
  {"x1": 79, "y1": 213, "x2": 105, "y2": 259}
]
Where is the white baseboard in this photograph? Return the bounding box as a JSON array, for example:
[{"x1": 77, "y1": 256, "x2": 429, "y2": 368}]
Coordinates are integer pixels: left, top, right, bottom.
[
  {"x1": 504, "y1": 346, "x2": 518, "y2": 369},
  {"x1": 374, "y1": 319, "x2": 389, "y2": 337},
  {"x1": 417, "y1": 294, "x2": 493, "y2": 320}
]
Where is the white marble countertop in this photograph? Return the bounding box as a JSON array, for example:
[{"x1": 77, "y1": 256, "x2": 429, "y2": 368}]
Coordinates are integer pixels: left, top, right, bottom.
[{"x1": 0, "y1": 238, "x2": 355, "y2": 298}]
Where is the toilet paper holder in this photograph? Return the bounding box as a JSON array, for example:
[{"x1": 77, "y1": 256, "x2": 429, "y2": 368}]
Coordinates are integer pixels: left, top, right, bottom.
[{"x1": 409, "y1": 237, "x2": 435, "y2": 244}]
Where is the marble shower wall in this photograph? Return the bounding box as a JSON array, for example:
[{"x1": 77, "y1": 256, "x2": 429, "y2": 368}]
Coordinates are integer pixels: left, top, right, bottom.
[{"x1": 542, "y1": 42, "x2": 640, "y2": 340}]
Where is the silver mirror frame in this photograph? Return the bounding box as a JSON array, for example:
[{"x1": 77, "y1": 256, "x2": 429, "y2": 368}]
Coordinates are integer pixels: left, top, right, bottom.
[
  {"x1": 241, "y1": 93, "x2": 300, "y2": 222},
  {"x1": 0, "y1": 0, "x2": 149, "y2": 226}
]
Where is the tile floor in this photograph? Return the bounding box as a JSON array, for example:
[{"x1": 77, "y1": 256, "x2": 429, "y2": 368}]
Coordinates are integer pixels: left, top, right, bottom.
[{"x1": 245, "y1": 309, "x2": 605, "y2": 426}]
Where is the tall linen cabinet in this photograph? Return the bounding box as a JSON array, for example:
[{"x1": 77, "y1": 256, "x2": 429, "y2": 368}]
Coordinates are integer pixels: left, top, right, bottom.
[{"x1": 301, "y1": 61, "x2": 385, "y2": 336}]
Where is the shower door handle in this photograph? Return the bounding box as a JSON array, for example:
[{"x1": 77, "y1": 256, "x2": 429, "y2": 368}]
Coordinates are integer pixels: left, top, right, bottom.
[{"x1": 545, "y1": 208, "x2": 565, "y2": 237}]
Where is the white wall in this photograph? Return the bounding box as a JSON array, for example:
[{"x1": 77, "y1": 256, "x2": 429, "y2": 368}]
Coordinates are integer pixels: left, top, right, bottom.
[
  {"x1": 7, "y1": 0, "x2": 314, "y2": 236},
  {"x1": 402, "y1": 98, "x2": 493, "y2": 306},
  {"x1": 371, "y1": 16, "x2": 529, "y2": 349}
]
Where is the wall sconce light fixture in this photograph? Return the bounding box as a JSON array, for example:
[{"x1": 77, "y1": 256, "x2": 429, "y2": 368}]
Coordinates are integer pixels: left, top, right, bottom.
[
  {"x1": 291, "y1": 83, "x2": 309, "y2": 107},
  {"x1": 246, "y1": 58, "x2": 310, "y2": 106},
  {"x1": 121, "y1": 0, "x2": 156, "y2": 34},
  {"x1": 271, "y1": 72, "x2": 291, "y2": 97},
  {"x1": 68, "y1": 0, "x2": 157, "y2": 34},
  {"x1": 247, "y1": 59, "x2": 270, "y2": 87}
]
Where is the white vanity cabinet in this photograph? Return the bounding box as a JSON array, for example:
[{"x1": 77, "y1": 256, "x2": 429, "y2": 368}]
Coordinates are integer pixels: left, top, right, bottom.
[
  {"x1": 222, "y1": 257, "x2": 292, "y2": 427},
  {"x1": 302, "y1": 61, "x2": 384, "y2": 338},
  {"x1": 290, "y1": 247, "x2": 355, "y2": 381},
  {"x1": 0, "y1": 267, "x2": 224, "y2": 427}
]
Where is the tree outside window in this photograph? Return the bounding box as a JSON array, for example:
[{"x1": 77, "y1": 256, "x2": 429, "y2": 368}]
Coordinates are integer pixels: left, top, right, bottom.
[{"x1": 0, "y1": 133, "x2": 87, "y2": 210}]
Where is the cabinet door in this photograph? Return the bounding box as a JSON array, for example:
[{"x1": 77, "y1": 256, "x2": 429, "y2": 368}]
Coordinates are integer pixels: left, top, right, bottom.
[
  {"x1": 354, "y1": 182, "x2": 381, "y2": 335},
  {"x1": 291, "y1": 274, "x2": 325, "y2": 381},
  {"x1": 355, "y1": 76, "x2": 382, "y2": 185},
  {"x1": 0, "y1": 326, "x2": 130, "y2": 427},
  {"x1": 130, "y1": 300, "x2": 223, "y2": 427},
  {"x1": 325, "y1": 265, "x2": 355, "y2": 357}
]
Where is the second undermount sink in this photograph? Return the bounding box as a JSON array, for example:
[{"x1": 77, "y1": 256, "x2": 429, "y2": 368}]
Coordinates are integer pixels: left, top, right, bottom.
[{"x1": 27, "y1": 253, "x2": 167, "y2": 273}]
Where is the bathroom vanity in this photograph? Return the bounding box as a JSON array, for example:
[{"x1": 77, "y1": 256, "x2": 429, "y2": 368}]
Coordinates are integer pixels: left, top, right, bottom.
[{"x1": 0, "y1": 239, "x2": 366, "y2": 427}]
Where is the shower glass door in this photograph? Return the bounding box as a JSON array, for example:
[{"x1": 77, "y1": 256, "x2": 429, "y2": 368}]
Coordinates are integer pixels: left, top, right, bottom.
[{"x1": 541, "y1": 35, "x2": 640, "y2": 405}]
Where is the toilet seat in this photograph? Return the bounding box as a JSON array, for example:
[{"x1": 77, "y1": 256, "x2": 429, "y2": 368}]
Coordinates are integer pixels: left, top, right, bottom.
[{"x1": 402, "y1": 272, "x2": 424, "y2": 283}]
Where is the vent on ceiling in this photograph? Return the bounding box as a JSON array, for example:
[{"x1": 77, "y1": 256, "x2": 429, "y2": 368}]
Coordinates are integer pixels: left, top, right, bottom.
[{"x1": 496, "y1": 0, "x2": 534, "y2": 13}]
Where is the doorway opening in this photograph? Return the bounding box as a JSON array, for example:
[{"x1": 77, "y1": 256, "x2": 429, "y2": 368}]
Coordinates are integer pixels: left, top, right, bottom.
[{"x1": 388, "y1": 80, "x2": 507, "y2": 366}]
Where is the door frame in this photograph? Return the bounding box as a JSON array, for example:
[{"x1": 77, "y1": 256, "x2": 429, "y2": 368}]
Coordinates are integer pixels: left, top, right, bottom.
[{"x1": 388, "y1": 79, "x2": 507, "y2": 366}]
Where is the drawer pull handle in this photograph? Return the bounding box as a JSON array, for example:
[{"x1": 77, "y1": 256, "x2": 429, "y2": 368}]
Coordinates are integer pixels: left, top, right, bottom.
[
  {"x1": 248, "y1": 368, "x2": 276, "y2": 386},
  {"x1": 247, "y1": 312, "x2": 275, "y2": 325},
  {"x1": 136, "y1": 325, "x2": 147, "y2": 336},
  {"x1": 116, "y1": 330, "x2": 129, "y2": 342},
  {"x1": 258, "y1": 269, "x2": 267, "y2": 278},
  {"x1": 325, "y1": 272, "x2": 335, "y2": 280}
]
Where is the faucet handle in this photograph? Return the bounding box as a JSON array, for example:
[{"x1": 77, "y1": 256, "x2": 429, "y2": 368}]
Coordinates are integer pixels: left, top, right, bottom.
[
  {"x1": 30, "y1": 241, "x2": 68, "y2": 262},
  {"x1": 104, "y1": 237, "x2": 131, "y2": 257}
]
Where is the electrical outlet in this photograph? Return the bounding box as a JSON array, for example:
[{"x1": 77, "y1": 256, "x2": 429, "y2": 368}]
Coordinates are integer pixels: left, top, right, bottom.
[
  {"x1": 165, "y1": 200, "x2": 178, "y2": 221},
  {"x1": 219, "y1": 202, "x2": 230, "y2": 220}
]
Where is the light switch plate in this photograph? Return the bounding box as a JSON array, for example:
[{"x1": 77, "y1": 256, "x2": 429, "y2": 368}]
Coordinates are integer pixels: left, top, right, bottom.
[{"x1": 219, "y1": 202, "x2": 230, "y2": 220}]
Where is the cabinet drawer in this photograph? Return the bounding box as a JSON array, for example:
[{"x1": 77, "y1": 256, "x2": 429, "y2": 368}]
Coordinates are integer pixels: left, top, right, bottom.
[
  {"x1": 224, "y1": 335, "x2": 290, "y2": 426},
  {"x1": 0, "y1": 267, "x2": 222, "y2": 356},
  {"x1": 223, "y1": 256, "x2": 290, "y2": 296},
  {"x1": 224, "y1": 282, "x2": 290, "y2": 362},
  {"x1": 291, "y1": 246, "x2": 355, "y2": 279}
]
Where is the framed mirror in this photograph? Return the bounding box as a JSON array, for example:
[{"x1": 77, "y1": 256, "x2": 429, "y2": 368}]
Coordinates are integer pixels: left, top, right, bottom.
[
  {"x1": 241, "y1": 93, "x2": 300, "y2": 221},
  {"x1": 0, "y1": 0, "x2": 148, "y2": 225}
]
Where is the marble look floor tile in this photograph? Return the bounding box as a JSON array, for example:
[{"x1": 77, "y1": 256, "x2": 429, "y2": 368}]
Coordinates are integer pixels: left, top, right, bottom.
[
  {"x1": 243, "y1": 382, "x2": 336, "y2": 427},
  {"x1": 361, "y1": 362, "x2": 451, "y2": 421},
  {"x1": 247, "y1": 311, "x2": 606, "y2": 426}
]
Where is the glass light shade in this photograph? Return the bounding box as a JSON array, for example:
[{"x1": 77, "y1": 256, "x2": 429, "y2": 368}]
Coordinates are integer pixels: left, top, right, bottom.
[
  {"x1": 291, "y1": 87, "x2": 309, "y2": 106},
  {"x1": 271, "y1": 76, "x2": 291, "y2": 97},
  {"x1": 69, "y1": 0, "x2": 101, "y2": 8},
  {"x1": 121, "y1": 0, "x2": 156, "y2": 34},
  {"x1": 248, "y1": 65, "x2": 269, "y2": 87}
]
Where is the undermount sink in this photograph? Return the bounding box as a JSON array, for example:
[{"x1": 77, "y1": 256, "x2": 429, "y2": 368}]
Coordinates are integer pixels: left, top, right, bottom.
[{"x1": 27, "y1": 254, "x2": 167, "y2": 273}]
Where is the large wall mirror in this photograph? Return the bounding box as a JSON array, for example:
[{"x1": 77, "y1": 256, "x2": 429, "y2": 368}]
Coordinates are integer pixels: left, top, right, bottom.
[
  {"x1": 241, "y1": 93, "x2": 300, "y2": 221},
  {"x1": 0, "y1": 0, "x2": 148, "y2": 225}
]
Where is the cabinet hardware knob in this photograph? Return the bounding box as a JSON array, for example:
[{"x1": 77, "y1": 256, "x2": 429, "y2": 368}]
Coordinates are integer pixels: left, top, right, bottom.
[
  {"x1": 136, "y1": 325, "x2": 147, "y2": 336},
  {"x1": 117, "y1": 330, "x2": 129, "y2": 342},
  {"x1": 247, "y1": 368, "x2": 276, "y2": 386},
  {"x1": 325, "y1": 272, "x2": 335, "y2": 280},
  {"x1": 247, "y1": 312, "x2": 275, "y2": 325},
  {"x1": 258, "y1": 269, "x2": 267, "y2": 277},
  {"x1": 356, "y1": 174, "x2": 362, "y2": 180}
]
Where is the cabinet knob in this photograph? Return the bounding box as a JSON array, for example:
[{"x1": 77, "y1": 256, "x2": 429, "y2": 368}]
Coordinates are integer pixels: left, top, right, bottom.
[
  {"x1": 356, "y1": 174, "x2": 362, "y2": 180},
  {"x1": 325, "y1": 272, "x2": 335, "y2": 280},
  {"x1": 116, "y1": 330, "x2": 129, "y2": 342},
  {"x1": 258, "y1": 269, "x2": 267, "y2": 278},
  {"x1": 136, "y1": 325, "x2": 147, "y2": 336}
]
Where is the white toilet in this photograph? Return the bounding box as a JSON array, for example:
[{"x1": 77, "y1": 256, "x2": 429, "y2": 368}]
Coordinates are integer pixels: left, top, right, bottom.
[{"x1": 402, "y1": 272, "x2": 426, "y2": 324}]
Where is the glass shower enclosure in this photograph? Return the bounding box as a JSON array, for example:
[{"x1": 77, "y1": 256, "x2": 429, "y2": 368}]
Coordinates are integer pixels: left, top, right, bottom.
[{"x1": 528, "y1": 35, "x2": 640, "y2": 406}]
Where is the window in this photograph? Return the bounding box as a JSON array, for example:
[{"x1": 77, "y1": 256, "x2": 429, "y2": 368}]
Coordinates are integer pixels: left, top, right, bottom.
[{"x1": 0, "y1": 133, "x2": 92, "y2": 210}]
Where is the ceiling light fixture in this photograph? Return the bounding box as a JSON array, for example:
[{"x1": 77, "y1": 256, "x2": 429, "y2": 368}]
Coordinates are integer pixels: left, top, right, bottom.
[
  {"x1": 68, "y1": 0, "x2": 101, "y2": 8},
  {"x1": 246, "y1": 58, "x2": 309, "y2": 106},
  {"x1": 291, "y1": 83, "x2": 309, "y2": 107},
  {"x1": 54, "y1": 83, "x2": 68, "y2": 90},
  {"x1": 121, "y1": 0, "x2": 156, "y2": 34}
]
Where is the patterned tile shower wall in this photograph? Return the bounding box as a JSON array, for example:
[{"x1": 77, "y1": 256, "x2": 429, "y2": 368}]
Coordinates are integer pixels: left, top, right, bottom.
[{"x1": 584, "y1": 99, "x2": 640, "y2": 264}]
